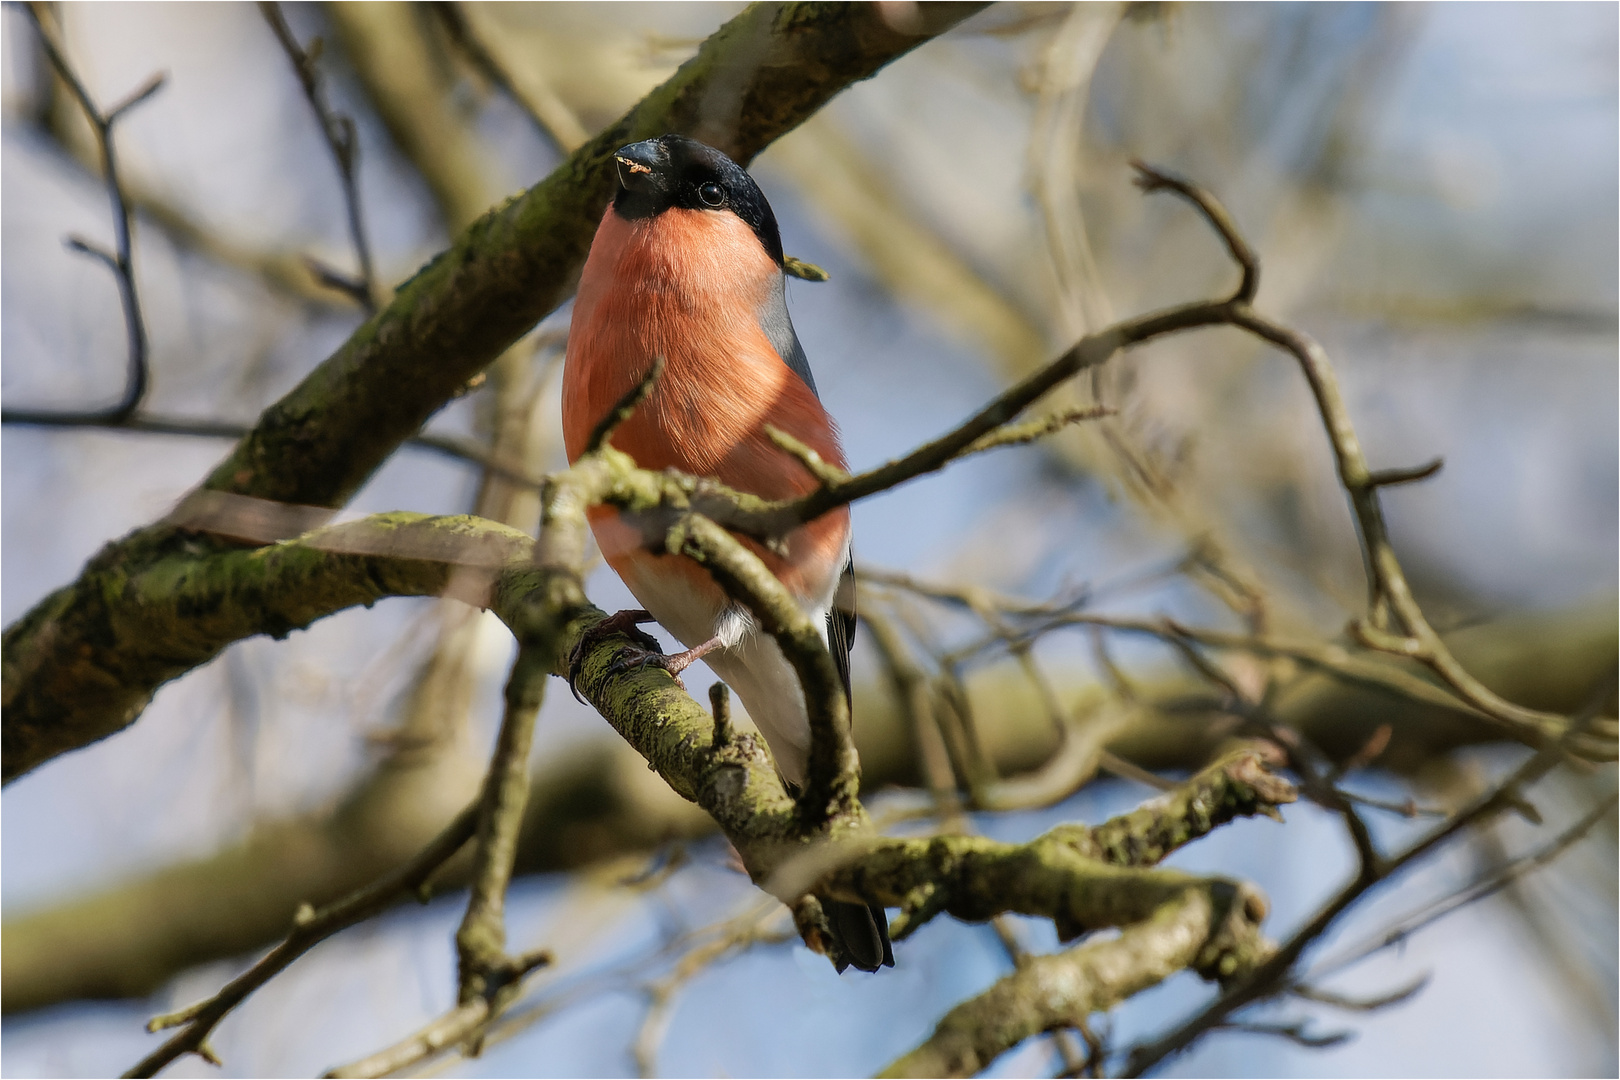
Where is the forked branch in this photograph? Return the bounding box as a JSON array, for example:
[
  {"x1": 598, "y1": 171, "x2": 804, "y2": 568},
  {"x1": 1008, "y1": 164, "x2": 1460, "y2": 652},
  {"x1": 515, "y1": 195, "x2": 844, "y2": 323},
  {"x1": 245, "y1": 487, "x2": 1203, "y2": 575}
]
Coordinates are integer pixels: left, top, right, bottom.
[{"x1": 3, "y1": 4, "x2": 159, "y2": 426}]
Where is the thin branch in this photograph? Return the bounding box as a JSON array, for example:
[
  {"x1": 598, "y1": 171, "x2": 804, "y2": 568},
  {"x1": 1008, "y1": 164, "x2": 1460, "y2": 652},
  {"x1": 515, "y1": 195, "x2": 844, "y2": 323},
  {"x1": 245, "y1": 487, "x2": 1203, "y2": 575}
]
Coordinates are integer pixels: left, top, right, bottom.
[
  {"x1": 586, "y1": 356, "x2": 665, "y2": 454},
  {"x1": 1231, "y1": 304, "x2": 1611, "y2": 759},
  {"x1": 1119, "y1": 708, "x2": 1604, "y2": 1076},
  {"x1": 961, "y1": 404, "x2": 1115, "y2": 455},
  {"x1": 322, "y1": 646, "x2": 556, "y2": 1079},
  {"x1": 1337, "y1": 790, "x2": 1447, "y2": 819},
  {"x1": 0, "y1": 409, "x2": 546, "y2": 490},
  {"x1": 454, "y1": 644, "x2": 551, "y2": 1009},
  {"x1": 665, "y1": 513, "x2": 857, "y2": 826},
  {"x1": 325, "y1": 999, "x2": 490, "y2": 1080},
  {"x1": 8, "y1": 3, "x2": 160, "y2": 424},
  {"x1": 1301, "y1": 791, "x2": 1618, "y2": 986},
  {"x1": 123, "y1": 804, "x2": 480, "y2": 1078},
  {"x1": 1366, "y1": 457, "x2": 1444, "y2": 488},
  {"x1": 29, "y1": 91, "x2": 356, "y2": 306},
  {"x1": 1291, "y1": 975, "x2": 1430, "y2": 1012},
  {"x1": 689, "y1": 297, "x2": 1233, "y2": 536},
  {"x1": 1209, "y1": 1020, "x2": 1352, "y2": 1050},
  {"x1": 632, "y1": 905, "x2": 794, "y2": 1077},
  {"x1": 1129, "y1": 161, "x2": 1258, "y2": 305},
  {"x1": 259, "y1": 2, "x2": 378, "y2": 311}
]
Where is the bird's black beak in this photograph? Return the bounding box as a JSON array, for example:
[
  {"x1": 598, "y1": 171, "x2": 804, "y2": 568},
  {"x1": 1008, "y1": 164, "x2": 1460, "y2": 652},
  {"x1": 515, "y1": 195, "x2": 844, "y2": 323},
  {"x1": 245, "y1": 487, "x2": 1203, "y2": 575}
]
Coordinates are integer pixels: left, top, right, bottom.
[{"x1": 614, "y1": 139, "x2": 665, "y2": 192}]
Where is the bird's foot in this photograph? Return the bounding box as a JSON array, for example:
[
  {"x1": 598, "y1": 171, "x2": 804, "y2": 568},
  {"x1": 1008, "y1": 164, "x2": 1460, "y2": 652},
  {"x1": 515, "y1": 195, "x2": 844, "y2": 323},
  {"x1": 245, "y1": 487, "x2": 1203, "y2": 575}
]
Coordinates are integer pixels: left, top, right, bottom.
[
  {"x1": 568, "y1": 609, "x2": 661, "y2": 702},
  {"x1": 605, "y1": 635, "x2": 724, "y2": 692}
]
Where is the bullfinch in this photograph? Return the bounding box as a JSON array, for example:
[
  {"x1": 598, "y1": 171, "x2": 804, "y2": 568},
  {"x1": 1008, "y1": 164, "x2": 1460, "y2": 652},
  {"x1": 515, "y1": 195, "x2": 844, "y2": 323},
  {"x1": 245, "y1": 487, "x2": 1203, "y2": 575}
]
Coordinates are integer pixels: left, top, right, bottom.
[{"x1": 561, "y1": 134, "x2": 893, "y2": 973}]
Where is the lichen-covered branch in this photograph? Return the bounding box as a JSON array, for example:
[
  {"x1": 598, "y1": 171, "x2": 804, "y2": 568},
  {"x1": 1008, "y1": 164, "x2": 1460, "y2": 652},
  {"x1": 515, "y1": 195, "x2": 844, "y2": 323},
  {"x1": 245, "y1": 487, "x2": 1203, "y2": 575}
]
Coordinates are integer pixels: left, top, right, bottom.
[
  {"x1": 668, "y1": 513, "x2": 858, "y2": 825},
  {"x1": 880, "y1": 885, "x2": 1269, "y2": 1079},
  {"x1": 2, "y1": 512, "x2": 531, "y2": 780},
  {"x1": 1120, "y1": 709, "x2": 1611, "y2": 1077},
  {"x1": 13, "y1": 605, "x2": 1602, "y2": 1016},
  {"x1": 796, "y1": 751, "x2": 1293, "y2": 940},
  {"x1": 852, "y1": 754, "x2": 1290, "y2": 1078}
]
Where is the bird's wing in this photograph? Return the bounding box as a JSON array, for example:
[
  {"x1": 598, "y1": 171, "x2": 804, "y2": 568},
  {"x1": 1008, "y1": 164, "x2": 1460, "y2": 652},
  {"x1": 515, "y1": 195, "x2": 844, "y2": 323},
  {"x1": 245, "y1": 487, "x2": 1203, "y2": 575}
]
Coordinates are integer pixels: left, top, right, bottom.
[
  {"x1": 827, "y1": 553, "x2": 856, "y2": 709},
  {"x1": 758, "y1": 272, "x2": 820, "y2": 397}
]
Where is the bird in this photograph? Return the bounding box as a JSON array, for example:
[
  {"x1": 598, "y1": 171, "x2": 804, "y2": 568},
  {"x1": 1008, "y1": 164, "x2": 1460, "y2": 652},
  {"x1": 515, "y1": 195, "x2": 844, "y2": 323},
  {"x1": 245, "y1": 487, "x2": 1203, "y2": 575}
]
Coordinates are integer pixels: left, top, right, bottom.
[{"x1": 561, "y1": 133, "x2": 892, "y2": 973}]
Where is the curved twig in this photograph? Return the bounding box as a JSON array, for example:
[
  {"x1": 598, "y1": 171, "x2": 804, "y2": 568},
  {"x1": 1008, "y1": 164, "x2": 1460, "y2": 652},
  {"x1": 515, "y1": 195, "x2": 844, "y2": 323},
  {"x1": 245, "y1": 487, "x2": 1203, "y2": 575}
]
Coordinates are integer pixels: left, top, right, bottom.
[{"x1": 258, "y1": 2, "x2": 377, "y2": 310}]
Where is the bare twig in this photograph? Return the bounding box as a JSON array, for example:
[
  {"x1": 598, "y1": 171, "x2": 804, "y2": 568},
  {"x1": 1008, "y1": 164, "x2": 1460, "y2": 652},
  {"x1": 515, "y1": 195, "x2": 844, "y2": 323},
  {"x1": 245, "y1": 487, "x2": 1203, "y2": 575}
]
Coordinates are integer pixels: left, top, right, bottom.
[
  {"x1": 1120, "y1": 709, "x2": 1604, "y2": 1076},
  {"x1": 1209, "y1": 1019, "x2": 1352, "y2": 1050},
  {"x1": 1301, "y1": 791, "x2": 1618, "y2": 985},
  {"x1": 324, "y1": 645, "x2": 555, "y2": 1078},
  {"x1": 259, "y1": 2, "x2": 378, "y2": 311},
  {"x1": 123, "y1": 804, "x2": 480, "y2": 1078},
  {"x1": 0, "y1": 408, "x2": 546, "y2": 490},
  {"x1": 1129, "y1": 161, "x2": 1258, "y2": 305},
  {"x1": 1291, "y1": 975, "x2": 1430, "y2": 1012},
  {"x1": 4, "y1": 4, "x2": 160, "y2": 425},
  {"x1": 632, "y1": 904, "x2": 794, "y2": 1077},
  {"x1": 1366, "y1": 457, "x2": 1444, "y2": 488},
  {"x1": 586, "y1": 357, "x2": 666, "y2": 455},
  {"x1": 454, "y1": 645, "x2": 551, "y2": 1009}
]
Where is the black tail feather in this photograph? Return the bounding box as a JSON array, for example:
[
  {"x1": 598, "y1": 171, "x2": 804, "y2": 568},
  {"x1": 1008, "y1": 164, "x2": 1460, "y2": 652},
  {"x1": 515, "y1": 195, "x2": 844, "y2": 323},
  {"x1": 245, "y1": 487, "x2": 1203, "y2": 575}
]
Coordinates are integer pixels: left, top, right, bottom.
[
  {"x1": 821, "y1": 558, "x2": 892, "y2": 973},
  {"x1": 826, "y1": 899, "x2": 894, "y2": 973}
]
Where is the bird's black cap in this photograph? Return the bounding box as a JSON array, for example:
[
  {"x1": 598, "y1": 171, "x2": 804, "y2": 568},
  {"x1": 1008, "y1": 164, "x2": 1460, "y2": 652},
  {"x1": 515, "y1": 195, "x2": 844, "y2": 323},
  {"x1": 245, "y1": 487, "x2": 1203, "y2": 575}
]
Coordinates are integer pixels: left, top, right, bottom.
[{"x1": 612, "y1": 134, "x2": 785, "y2": 266}]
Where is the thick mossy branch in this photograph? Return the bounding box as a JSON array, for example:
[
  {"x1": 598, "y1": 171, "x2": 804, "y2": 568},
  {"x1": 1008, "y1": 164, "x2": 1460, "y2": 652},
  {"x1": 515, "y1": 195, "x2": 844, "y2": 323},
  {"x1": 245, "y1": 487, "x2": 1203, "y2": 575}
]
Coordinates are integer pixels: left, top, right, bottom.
[
  {"x1": 568, "y1": 613, "x2": 801, "y2": 847},
  {"x1": 880, "y1": 885, "x2": 1271, "y2": 1079},
  {"x1": 810, "y1": 751, "x2": 1293, "y2": 942},
  {"x1": 1084, "y1": 750, "x2": 1297, "y2": 866},
  {"x1": 2, "y1": 514, "x2": 532, "y2": 780},
  {"x1": 1, "y1": 605, "x2": 1606, "y2": 1013}
]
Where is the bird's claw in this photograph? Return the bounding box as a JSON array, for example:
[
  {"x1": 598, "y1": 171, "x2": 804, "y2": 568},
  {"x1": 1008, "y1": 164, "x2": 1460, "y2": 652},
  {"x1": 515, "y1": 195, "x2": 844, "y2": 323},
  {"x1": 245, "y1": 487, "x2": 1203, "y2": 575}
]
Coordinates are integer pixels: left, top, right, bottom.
[
  {"x1": 605, "y1": 645, "x2": 689, "y2": 691},
  {"x1": 567, "y1": 609, "x2": 662, "y2": 703}
]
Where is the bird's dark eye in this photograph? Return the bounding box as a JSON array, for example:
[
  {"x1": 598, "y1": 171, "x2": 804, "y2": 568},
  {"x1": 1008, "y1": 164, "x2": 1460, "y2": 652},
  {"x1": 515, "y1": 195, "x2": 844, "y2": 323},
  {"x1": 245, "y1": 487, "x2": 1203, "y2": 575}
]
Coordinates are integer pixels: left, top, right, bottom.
[{"x1": 697, "y1": 181, "x2": 725, "y2": 207}]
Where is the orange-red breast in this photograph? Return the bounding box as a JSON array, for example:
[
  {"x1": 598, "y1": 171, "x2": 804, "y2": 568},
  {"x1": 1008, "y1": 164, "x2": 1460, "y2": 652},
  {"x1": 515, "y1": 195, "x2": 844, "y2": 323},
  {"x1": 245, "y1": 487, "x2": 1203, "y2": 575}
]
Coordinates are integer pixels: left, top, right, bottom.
[{"x1": 561, "y1": 134, "x2": 890, "y2": 972}]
